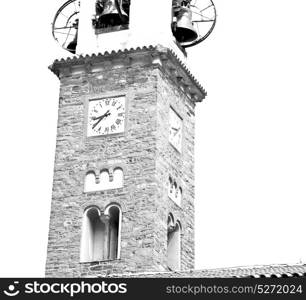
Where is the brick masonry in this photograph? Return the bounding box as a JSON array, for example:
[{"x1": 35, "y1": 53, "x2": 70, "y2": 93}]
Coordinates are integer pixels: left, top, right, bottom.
[{"x1": 45, "y1": 46, "x2": 206, "y2": 277}]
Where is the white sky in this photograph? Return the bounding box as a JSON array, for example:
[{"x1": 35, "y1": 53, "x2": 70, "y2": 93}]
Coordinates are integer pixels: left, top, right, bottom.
[{"x1": 0, "y1": 0, "x2": 305, "y2": 277}]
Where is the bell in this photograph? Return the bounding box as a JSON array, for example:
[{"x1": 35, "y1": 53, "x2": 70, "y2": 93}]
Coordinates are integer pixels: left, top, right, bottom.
[
  {"x1": 98, "y1": 0, "x2": 128, "y2": 27},
  {"x1": 173, "y1": 6, "x2": 198, "y2": 43},
  {"x1": 67, "y1": 21, "x2": 78, "y2": 54},
  {"x1": 67, "y1": 39, "x2": 77, "y2": 54}
]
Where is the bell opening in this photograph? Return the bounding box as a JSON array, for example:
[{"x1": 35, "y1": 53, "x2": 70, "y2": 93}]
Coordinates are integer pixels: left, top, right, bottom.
[
  {"x1": 94, "y1": 0, "x2": 130, "y2": 31},
  {"x1": 99, "y1": 13, "x2": 129, "y2": 27}
]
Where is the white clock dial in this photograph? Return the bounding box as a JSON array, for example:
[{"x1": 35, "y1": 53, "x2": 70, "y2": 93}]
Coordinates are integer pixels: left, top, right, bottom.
[
  {"x1": 87, "y1": 96, "x2": 125, "y2": 137},
  {"x1": 169, "y1": 107, "x2": 183, "y2": 152}
]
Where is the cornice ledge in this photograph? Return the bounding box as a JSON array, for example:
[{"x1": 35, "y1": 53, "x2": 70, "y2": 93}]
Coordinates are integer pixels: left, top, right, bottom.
[{"x1": 49, "y1": 44, "x2": 207, "y2": 102}]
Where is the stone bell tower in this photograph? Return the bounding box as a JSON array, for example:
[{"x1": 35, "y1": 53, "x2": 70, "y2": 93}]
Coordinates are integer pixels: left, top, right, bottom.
[{"x1": 46, "y1": 0, "x2": 214, "y2": 277}]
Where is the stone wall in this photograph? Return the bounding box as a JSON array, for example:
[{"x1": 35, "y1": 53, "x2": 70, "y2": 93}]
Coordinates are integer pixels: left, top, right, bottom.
[
  {"x1": 155, "y1": 69, "x2": 196, "y2": 271},
  {"x1": 46, "y1": 47, "x2": 204, "y2": 277}
]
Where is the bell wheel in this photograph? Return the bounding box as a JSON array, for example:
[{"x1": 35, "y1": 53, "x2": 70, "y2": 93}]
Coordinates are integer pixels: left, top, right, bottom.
[
  {"x1": 52, "y1": 0, "x2": 80, "y2": 53},
  {"x1": 183, "y1": 0, "x2": 217, "y2": 48}
]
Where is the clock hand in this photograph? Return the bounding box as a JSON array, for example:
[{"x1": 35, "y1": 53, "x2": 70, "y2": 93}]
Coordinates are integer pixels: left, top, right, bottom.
[
  {"x1": 92, "y1": 110, "x2": 111, "y2": 129},
  {"x1": 92, "y1": 110, "x2": 111, "y2": 121},
  {"x1": 92, "y1": 119, "x2": 102, "y2": 130},
  {"x1": 104, "y1": 111, "x2": 111, "y2": 118}
]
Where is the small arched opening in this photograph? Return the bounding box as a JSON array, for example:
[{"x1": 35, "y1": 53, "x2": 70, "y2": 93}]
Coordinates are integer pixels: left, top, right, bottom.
[
  {"x1": 167, "y1": 214, "x2": 181, "y2": 271},
  {"x1": 98, "y1": 169, "x2": 111, "y2": 190},
  {"x1": 105, "y1": 204, "x2": 122, "y2": 260},
  {"x1": 112, "y1": 168, "x2": 124, "y2": 189},
  {"x1": 80, "y1": 207, "x2": 106, "y2": 262},
  {"x1": 84, "y1": 171, "x2": 97, "y2": 192}
]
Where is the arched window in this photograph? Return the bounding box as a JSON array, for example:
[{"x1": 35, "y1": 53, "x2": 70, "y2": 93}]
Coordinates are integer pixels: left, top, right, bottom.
[
  {"x1": 80, "y1": 205, "x2": 122, "y2": 263},
  {"x1": 105, "y1": 204, "x2": 122, "y2": 260},
  {"x1": 80, "y1": 207, "x2": 105, "y2": 262},
  {"x1": 84, "y1": 171, "x2": 98, "y2": 192},
  {"x1": 177, "y1": 187, "x2": 182, "y2": 206},
  {"x1": 98, "y1": 169, "x2": 111, "y2": 190},
  {"x1": 112, "y1": 168, "x2": 124, "y2": 189},
  {"x1": 168, "y1": 176, "x2": 182, "y2": 206},
  {"x1": 167, "y1": 214, "x2": 181, "y2": 271}
]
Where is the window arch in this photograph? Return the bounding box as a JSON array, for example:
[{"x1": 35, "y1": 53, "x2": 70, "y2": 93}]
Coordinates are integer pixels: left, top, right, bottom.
[
  {"x1": 98, "y1": 169, "x2": 111, "y2": 190},
  {"x1": 168, "y1": 176, "x2": 182, "y2": 206},
  {"x1": 112, "y1": 168, "x2": 124, "y2": 189},
  {"x1": 85, "y1": 167, "x2": 124, "y2": 192},
  {"x1": 177, "y1": 187, "x2": 182, "y2": 206},
  {"x1": 84, "y1": 171, "x2": 97, "y2": 192},
  {"x1": 168, "y1": 177, "x2": 174, "y2": 199},
  {"x1": 80, "y1": 204, "x2": 122, "y2": 263},
  {"x1": 167, "y1": 214, "x2": 181, "y2": 271},
  {"x1": 80, "y1": 207, "x2": 105, "y2": 262},
  {"x1": 168, "y1": 213, "x2": 175, "y2": 226},
  {"x1": 105, "y1": 204, "x2": 122, "y2": 260}
]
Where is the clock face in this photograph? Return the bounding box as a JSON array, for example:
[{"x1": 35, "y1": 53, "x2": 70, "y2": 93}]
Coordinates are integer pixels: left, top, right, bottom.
[
  {"x1": 87, "y1": 96, "x2": 125, "y2": 137},
  {"x1": 169, "y1": 107, "x2": 183, "y2": 152}
]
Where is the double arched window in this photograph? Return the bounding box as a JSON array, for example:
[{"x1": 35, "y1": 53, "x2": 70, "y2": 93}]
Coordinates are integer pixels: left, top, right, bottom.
[
  {"x1": 84, "y1": 171, "x2": 97, "y2": 192},
  {"x1": 80, "y1": 204, "x2": 122, "y2": 263}
]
